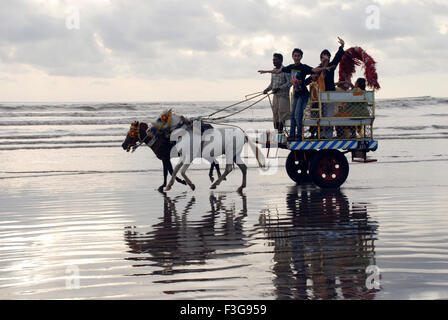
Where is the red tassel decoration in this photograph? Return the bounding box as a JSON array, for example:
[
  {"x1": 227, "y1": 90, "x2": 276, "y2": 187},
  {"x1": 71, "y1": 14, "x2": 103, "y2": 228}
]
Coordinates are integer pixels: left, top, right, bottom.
[{"x1": 338, "y1": 46, "x2": 380, "y2": 90}]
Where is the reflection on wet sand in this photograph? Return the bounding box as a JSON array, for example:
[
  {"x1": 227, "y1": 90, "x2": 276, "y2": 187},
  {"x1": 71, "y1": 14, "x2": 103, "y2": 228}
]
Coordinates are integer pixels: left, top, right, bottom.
[
  {"x1": 124, "y1": 192, "x2": 249, "y2": 280},
  {"x1": 259, "y1": 186, "x2": 379, "y2": 300},
  {"x1": 123, "y1": 187, "x2": 379, "y2": 299}
]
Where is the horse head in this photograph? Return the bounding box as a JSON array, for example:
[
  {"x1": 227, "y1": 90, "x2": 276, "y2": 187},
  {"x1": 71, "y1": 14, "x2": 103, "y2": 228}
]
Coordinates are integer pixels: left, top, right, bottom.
[{"x1": 122, "y1": 121, "x2": 149, "y2": 152}]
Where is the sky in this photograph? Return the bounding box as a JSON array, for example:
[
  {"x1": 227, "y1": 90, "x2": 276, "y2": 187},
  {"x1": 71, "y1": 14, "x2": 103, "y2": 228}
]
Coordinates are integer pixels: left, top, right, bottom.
[{"x1": 0, "y1": 0, "x2": 447, "y2": 102}]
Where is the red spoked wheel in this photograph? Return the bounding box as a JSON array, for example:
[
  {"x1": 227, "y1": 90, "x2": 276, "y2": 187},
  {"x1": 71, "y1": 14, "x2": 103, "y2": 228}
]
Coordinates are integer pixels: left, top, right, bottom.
[{"x1": 309, "y1": 150, "x2": 349, "y2": 189}]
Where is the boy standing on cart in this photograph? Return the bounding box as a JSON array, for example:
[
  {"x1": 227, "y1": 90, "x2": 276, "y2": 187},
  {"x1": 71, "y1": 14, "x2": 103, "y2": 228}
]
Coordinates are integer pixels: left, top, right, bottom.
[
  {"x1": 259, "y1": 49, "x2": 331, "y2": 141},
  {"x1": 263, "y1": 53, "x2": 292, "y2": 134}
]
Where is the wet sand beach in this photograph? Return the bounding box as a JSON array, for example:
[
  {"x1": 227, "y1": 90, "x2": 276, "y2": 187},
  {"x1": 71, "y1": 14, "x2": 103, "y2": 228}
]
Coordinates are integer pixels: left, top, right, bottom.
[{"x1": 1, "y1": 99, "x2": 448, "y2": 299}]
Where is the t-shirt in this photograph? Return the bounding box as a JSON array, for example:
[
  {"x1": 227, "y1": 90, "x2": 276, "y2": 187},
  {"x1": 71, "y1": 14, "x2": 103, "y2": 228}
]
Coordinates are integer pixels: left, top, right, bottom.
[
  {"x1": 318, "y1": 46, "x2": 344, "y2": 91},
  {"x1": 282, "y1": 63, "x2": 313, "y2": 96}
]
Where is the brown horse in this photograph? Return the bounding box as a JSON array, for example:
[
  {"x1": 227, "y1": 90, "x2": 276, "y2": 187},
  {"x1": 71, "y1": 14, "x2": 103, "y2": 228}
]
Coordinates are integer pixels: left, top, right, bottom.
[{"x1": 122, "y1": 121, "x2": 222, "y2": 192}]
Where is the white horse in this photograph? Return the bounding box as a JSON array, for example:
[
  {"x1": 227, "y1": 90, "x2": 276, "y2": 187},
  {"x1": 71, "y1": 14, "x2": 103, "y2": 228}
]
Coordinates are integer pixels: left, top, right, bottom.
[{"x1": 149, "y1": 111, "x2": 265, "y2": 192}]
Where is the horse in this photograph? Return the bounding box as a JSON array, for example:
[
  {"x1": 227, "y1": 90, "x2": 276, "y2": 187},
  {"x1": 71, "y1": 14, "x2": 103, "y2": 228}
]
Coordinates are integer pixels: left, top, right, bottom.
[
  {"x1": 149, "y1": 110, "x2": 266, "y2": 193},
  {"x1": 121, "y1": 121, "x2": 222, "y2": 192}
]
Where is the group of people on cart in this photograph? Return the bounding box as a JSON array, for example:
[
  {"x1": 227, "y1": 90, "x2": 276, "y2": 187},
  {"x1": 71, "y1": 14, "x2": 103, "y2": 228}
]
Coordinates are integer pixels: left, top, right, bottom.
[{"x1": 259, "y1": 37, "x2": 371, "y2": 141}]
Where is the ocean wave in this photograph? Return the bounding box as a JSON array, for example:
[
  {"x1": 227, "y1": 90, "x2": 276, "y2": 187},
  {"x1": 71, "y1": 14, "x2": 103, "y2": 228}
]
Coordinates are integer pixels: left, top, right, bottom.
[
  {"x1": 0, "y1": 119, "x2": 146, "y2": 126},
  {"x1": 0, "y1": 139, "x2": 122, "y2": 146},
  {"x1": 424, "y1": 113, "x2": 448, "y2": 117},
  {"x1": 376, "y1": 96, "x2": 448, "y2": 109},
  {"x1": 1, "y1": 96, "x2": 446, "y2": 113},
  {"x1": 381, "y1": 125, "x2": 448, "y2": 131},
  {"x1": 0, "y1": 101, "x2": 224, "y2": 113},
  {"x1": 0, "y1": 144, "x2": 119, "y2": 151},
  {"x1": 0, "y1": 132, "x2": 126, "y2": 140},
  {"x1": 374, "y1": 135, "x2": 448, "y2": 140},
  {"x1": 0, "y1": 111, "x2": 160, "y2": 118},
  {"x1": 0, "y1": 117, "x2": 274, "y2": 126}
]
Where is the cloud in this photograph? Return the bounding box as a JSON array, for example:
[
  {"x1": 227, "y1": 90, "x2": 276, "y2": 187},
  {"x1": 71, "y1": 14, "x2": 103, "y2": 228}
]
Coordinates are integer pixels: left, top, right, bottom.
[{"x1": 0, "y1": 0, "x2": 447, "y2": 83}]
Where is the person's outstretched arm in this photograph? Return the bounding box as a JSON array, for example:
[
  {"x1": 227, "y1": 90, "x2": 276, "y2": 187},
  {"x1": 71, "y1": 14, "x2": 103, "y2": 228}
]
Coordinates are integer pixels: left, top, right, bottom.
[
  {"x1": 312, "y1": 65, "x2": 336, "y2": 73},
  {"x1": 259, "y1": 68, "x2": 282, "y2": 74},
  {"x1": 330, "y1": 37, "x2": 345, "y2": 66}
]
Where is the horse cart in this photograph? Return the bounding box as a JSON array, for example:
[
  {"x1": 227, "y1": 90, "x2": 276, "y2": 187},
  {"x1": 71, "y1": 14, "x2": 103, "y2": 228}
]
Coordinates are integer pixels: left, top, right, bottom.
[{"x1": 258, "y1": 89, "x2": 378, "y2": 189}]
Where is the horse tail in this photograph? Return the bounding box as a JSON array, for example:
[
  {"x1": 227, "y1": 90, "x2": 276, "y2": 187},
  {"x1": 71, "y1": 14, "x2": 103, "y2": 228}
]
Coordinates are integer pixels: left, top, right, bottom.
[{"x1": 245, "y1": 135, "x2": 265, "y2": 168}]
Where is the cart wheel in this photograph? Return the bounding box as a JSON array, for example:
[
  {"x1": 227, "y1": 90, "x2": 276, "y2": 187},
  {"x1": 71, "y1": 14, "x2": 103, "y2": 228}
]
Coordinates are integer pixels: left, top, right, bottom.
[
  {"x1": 309, "y1": 150, "x2": 349, "y2": 189},
  {"x1": 286, "y1": 151, "x2": 312, "y2": 184}
]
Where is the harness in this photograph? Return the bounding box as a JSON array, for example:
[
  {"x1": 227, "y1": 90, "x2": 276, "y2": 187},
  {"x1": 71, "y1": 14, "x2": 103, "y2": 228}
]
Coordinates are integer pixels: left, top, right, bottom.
[
  {"x1": 128, "y1": 121, "x2": 147, "y2": 152},
  {"x1": 129, "y1": 122, "x2": 142, "y2": 141}
]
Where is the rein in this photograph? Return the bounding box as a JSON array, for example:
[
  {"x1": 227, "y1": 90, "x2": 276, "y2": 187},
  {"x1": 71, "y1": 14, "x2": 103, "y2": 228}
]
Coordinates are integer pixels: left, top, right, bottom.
[
  {"x1": 206, "y1": 92, "x2": 267, "y2": 119},
  {"x1": 207, "y1": 93, "x2": 271, "y2": 121},
  {"x1": 129, "y1": 122, "x2": 151, "y2": 152}
]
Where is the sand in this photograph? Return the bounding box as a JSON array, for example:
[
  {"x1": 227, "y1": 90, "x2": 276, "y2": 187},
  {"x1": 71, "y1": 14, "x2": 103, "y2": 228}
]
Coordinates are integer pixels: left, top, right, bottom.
[{"x1": 1, "y1": 136, "x2": 448, "y2": 299}]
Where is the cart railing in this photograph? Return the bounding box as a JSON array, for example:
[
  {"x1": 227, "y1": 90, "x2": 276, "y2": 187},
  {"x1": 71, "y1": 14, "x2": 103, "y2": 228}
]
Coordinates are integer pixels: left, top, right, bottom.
[{"x1": 302, "y1": 89, "x2": 375, "y2": 141}]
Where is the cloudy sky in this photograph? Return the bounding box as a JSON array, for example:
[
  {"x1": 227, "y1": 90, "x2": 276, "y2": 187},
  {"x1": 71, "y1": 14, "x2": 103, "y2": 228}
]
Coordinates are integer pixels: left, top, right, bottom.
[{"x1": 0, "y1": 0, "x2": 447, "y2": 101}]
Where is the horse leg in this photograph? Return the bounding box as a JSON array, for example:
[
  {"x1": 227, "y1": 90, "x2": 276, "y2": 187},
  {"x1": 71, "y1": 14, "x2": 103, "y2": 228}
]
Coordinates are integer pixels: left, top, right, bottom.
[
  {"x1": 166, "y1": 158, "x2": 186, "y2": 185},
  {"x1": 208, "y1": 159, "x2": 223, "y2": 182},
  {"x1": 236, "y1": 162, "x2": 247, "y2": 193},
  {"x1": 234, "y1": 140, "x2": 246, "y2": 192},
  {"x1": 180, "y1": 163, "x2": 195, "y2": 191},
  {"x1": 158, "y1": 160, "x2": 169, "y2": 192},
  {"x1": 209, "y1": 162, "x2": 215, "y2": 183},
  {"x1": 214, "y1": 160, "x2": 225, "y2": 181},
  {"x1": 165, "y1": 161, "x2": 183, "y2": 191},
  {"x1": 210, "y1": 164, "x2": 233, "y2": 189}
]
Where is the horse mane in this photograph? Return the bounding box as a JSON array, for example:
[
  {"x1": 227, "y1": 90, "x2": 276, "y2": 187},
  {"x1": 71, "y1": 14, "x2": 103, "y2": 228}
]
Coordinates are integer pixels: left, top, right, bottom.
[{"x1": 139, "y1": 122, "x2": 148, "y2": 130}]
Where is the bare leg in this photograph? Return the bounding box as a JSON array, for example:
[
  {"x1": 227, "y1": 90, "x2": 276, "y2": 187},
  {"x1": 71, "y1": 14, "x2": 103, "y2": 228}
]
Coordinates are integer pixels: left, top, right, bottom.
[{"x1": 210, "y1": 164, "x2": 233, "y2": 189}]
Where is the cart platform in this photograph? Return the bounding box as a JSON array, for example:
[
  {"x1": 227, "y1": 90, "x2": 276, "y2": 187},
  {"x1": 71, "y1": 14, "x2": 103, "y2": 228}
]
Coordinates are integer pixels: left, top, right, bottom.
[{"x1": 256, "y1": 89, "x2": 379, "y2": 188}]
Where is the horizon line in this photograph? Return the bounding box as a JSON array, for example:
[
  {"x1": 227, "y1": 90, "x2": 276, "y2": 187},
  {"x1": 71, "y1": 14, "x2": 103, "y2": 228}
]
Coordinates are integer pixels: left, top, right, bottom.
[{"x1": 0, "y1": 95, "x2": 443, "y2": 104}]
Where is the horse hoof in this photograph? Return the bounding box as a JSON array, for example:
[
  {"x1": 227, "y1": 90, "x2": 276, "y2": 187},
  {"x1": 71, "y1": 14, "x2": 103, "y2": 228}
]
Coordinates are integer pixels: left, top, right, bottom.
[
  {"x1": 210, "y1": 185, "x2": 217, "y2": 190},
  {"x1": 190, "y1": 185, "x2": 196, "y2": 191},
  {"x1": 164, "y1": 186, "x2": 172, "y2": 191},
  {"x1": 237, "y1": 187, "x2": 244, "y2": 193},
  {"x1": 209, "y1": 175, "x2": 214, "y2": 182},
  {"x1": 158, "y1": 186, "x2": 164, "y2": 193}
]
